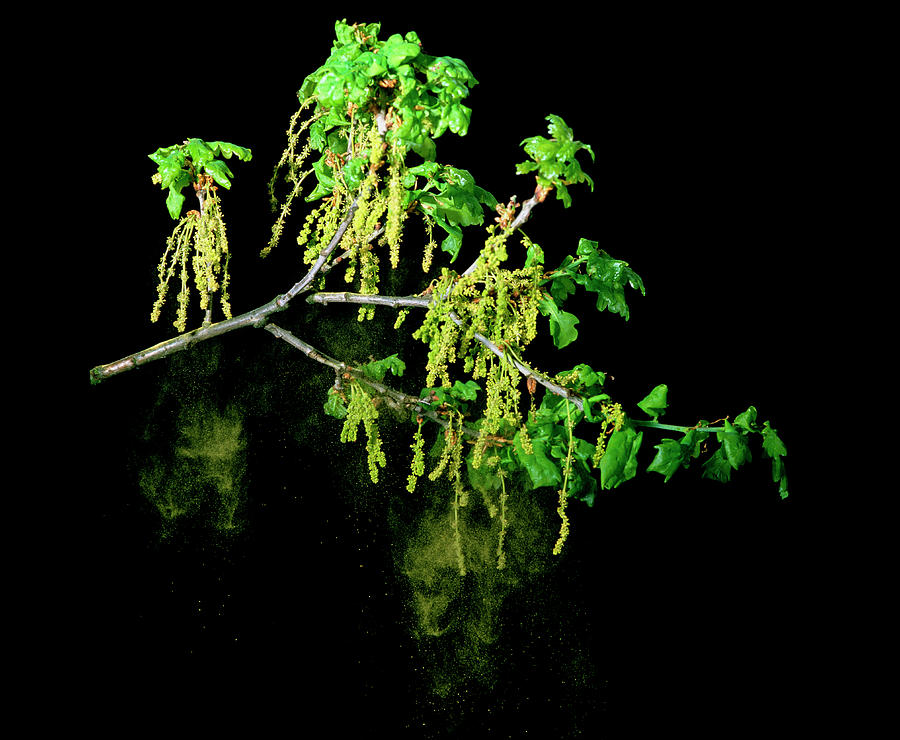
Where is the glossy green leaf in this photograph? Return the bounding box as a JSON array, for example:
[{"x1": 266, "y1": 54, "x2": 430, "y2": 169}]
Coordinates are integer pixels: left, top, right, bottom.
[
  {"x1": 208, "y1": 141, "x2": 252, "y2": 162},
  {"x1": 514, "y1": 431, "x2": 562, "y2": 490},
  {"x1": 450, "y1": 379, "x2": 479, "y2": 401},
  {"x1": 734, "y1": 406, "x2": 758, "y2": 432},
  {"x1": 701, "y1": 445, "x2": 733, "y2": 482},
  {"x1": 342, "y1": 156, "x2": 367, "y2": 192},
  {"x1": 382, "y1": 34, "x2": 421, "y2": 67},
  {"x1": 203, "y1": 159, "x2": 234, "y2": 189},
  {"x1": 761, "y1": 421, "x2": 789, "y2": 497},
  {"x1": 186, "y1": 138, "x2": 214, "y2": 168},
  {"x1": 637, "y1": 384, "x2": 668, "y2": 419},
  {"x1": 761, "y1": 421, "x2": 787, "y2": 459},
  {"x1": 778, "y1": 475, "x2": 789, "y2": 500},
  {"x1": 148, "y1": 145, "x2": 180, "y2": 166},
  {"x1": 323, "y1": 389, "x2": 349, "y2": 419},
  {"x1": 600, "y1": 426, "x2": 643, "y2": 489},
  {"x1": 306, "y1": 155, "x2": 335, "y2": 201},
  {"x1": 517, "y1": 115, "x2": 594, "y2": 206},
  {"x1": 646, "y1": 438, "x2": 685, "y2": 482},
  {"x1": 582, "y1": 394, "x2": 611, "y2": 423},
  {"x1": 538, "y1": 297, "x2": 579, "y2": 349},
  {"x1": 166, "y1": 186, "x2": 186, "y2": 220},
  {"x1": 580, "y1": 242, "x2": 645, "y2": 320},
  {"x1": 524, "y1": 240, "x2": 545, "y2": 269},
  {"x1": 717, "y1": 421, "x2": 751, "y2": 470},
  {"x1": 680, "y1": 426, "x2": 710, "y2": 459},
  {"x1": 361, "y1": 353, "x2": 406, "y2": 383},
  {"x1": 550, "y1": 274, "x2": 577, "y2": 304}
]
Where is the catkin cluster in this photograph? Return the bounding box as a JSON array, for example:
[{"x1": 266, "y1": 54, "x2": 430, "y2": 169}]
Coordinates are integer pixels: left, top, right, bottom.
[
  {"x1": 413, "y1": 231, "x2": 545, "y2": 469},
  {"x1": 151, "y1": 190, "x2": 232, "y2": 333},
  {"x1": 340, "y1": 381, "x2": 387, "y2": 484},
  {"x1": 268, "y1": 107, "x2": 423, "y2": 321}
]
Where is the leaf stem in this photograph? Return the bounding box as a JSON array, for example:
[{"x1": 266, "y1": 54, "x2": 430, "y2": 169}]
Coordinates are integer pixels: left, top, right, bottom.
[{"x1": 630, "y1": 419, "x2": 726, "y2": 433}]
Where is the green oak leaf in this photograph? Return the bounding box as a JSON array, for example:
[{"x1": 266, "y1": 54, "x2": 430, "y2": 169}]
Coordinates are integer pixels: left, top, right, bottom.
[
  {"x1": 646, "y1": 438, "x2": 685, "y2": 482},
  {"x1": 514, "y1": 431, "x2": 562, "y2": 490},
  {"x1": 734, "y1": 406, "x2": 759, "y2": 432},
  {"x1": 538, "y1": 297, "x2": 579, "y2": 349},
  {"x1": 718, "y1": 420, "x2": 751, "y2": 470},
  {"x1": 203, "y1": 159, "x2": 235, "y2": 189},
  {"x1": 637, "y1": 384, "x2": 668, "y2": 419},
  {"x1": 323, "y1": 389, "x2": 349, "y2": 419},
  {"x1": 600, "y1": 426, "x2": 643, "y2": 489},
  {"x1": 701, "y1": 445, "x2": 733, "y2": 482},
  {"x1": 449, "y1": 379, "x2": 479, "y2": 401},
  {"x1": 361, "y1": 354, "x2": 406, "y2": 383},
  {"x1": 166, "y1": 186, "x2": 187, "y2": 220}
]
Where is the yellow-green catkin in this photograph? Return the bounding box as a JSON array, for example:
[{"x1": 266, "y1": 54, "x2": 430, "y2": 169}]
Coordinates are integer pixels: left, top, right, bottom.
[
  {"x1": 265, "y1": 142, "x2": 312, "y2": 257},
  {"x1": 264, "y1": 99, "x2": 320, "y2": 256},
  {"x1": 593, "y1": 401, "x2": 625, "y2": 467},
  {"x1": 151, "y1": 213, "x2": 195, "y2": 328},
  {"x1": 552, "y1": 486, "x2": 570, "y2": 557},
  {"x1": 407, "y1": 421, "x2": 426, "y2": 492},
  {"x1": 451, "y1": 484, "x2": 466, "y2": 576},
  {"x1": 340, "y1": 382, "x2": 386, "y2": 483},
  {"x1": 422, "y1": 216, "x2": 436, "y2": 273},
  {"x1": 385, "y1": 142, "x2": 406, "y2": 268},
  {"x1": 425, "y1": 412, "x2": 468, "y2": 576},
  {"x1": 496, "y1": 471, "x2": 509, "y2": 570},
  {"x1": 552, "y1": 400, "x2": 575, "y2": 556},
  {"x1": 151, "y1": 189, "x2": 232, "y2": 333},
  {"x1": 357, "y1": 245, "x2": 379, "y2": 321}
]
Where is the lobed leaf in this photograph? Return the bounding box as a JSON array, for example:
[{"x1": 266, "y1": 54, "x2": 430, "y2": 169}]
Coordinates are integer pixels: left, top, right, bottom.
[
  {"x1": 637, "y1": 384, "x2": 668, "y2": 419},
  {"x1": 599, "y1": 426, "x2": 643, "y2": 489}
]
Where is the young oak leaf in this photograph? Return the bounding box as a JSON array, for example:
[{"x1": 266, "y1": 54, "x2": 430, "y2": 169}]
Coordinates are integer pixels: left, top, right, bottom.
[
  {"x1": 646, "y1": 438, "x2": 685, "y2": 482},
  {"x1": 538, "y1": 297, "x2": 580, "y2": 349},
  {"x1": 637, "y1": 384, "x2": 668, "y2": 419},
  {"x1": 600, "y1": 426, "x2": 643, "y2": 489}
]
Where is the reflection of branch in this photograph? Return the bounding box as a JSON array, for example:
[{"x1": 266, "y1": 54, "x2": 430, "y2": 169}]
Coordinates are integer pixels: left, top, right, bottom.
[
  {"x1": 90, "y1": 199, "x2": 361, "y2": 384},
  {"x1": 309, "y1": 291, "x2": 584, "y2": 411}
]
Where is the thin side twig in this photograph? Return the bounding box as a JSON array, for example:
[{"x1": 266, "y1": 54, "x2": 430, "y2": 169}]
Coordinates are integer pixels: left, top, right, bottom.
[
  {"x1": 90, "y1": 198, "x2": 361, "y2": 384},
  {"x1": 308, "y1": 291, "x2": 584, "y2": 410},
  {"x1": 263, "y1": 323, "x2": 481, "y2": 438}
]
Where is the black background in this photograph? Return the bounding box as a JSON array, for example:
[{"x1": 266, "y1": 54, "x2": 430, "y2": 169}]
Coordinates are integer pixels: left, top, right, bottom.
[{"x1": 60, "y1": 6, "x2": 826, "y2": 737}]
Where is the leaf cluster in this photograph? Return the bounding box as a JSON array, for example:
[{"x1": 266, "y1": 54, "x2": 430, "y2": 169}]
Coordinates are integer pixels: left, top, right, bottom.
[
  {"x1": 517, "y1": 114, "x2": 595, "y2": 207},
  {"x1": 301, "y1": 19, "x2": 478, "y2": 163},
  {"x1": 149, "y1": 139, "x2": 252, "y2": 219},
  {"x1": 539, "y1": 238, "x2": 646, "y2": 349},
  {"x1": 405, "y1": 162, "x2": 498, "y2": 261},
  {"x1": 640, "y1": 395, "x2": 790, "y2": 499}
]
